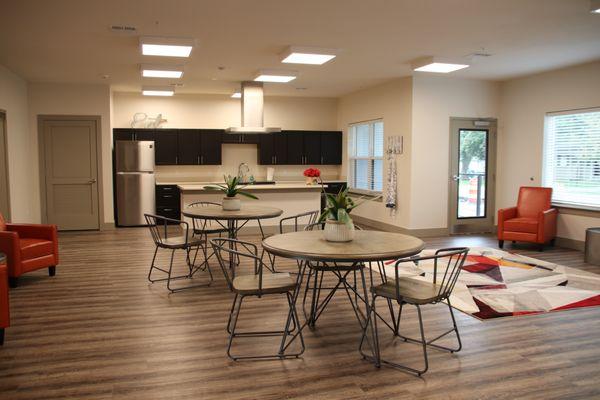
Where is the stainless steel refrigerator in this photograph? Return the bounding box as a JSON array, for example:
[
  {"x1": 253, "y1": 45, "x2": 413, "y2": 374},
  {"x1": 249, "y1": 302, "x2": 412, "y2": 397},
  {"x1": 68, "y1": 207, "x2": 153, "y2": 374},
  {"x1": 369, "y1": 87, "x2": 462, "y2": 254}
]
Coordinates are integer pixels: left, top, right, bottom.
[{"x1": 115, "y1": 141, "x2": 156, "y2": 226}]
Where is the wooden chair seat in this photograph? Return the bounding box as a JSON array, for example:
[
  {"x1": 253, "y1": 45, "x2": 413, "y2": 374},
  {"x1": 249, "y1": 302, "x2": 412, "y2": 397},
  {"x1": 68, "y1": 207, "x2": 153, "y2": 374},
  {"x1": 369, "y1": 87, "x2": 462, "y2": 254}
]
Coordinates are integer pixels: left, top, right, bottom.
[
  {"x1": 371, "y1": 278, "x2": 443, "y2": 305},
  {"x1": 233, "y1": 272, "x2": 296, "y2": 295},
  {"x1": 161, "y1": 235, "x2": 205, "y2": 249}
]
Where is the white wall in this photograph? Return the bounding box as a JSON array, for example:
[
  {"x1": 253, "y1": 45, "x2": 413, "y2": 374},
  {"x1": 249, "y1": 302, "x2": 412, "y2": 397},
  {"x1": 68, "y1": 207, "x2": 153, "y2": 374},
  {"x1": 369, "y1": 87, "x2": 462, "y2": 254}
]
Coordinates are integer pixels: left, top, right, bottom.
[
  {"x1": 337, "y1": 78, "x2": 413, "y2": 228},
  {"x1": 410, "y1": 75, "x2": 500, "y2": 230},
  {"x1": 0, "y1": 65, "x2": 33, "y2": 222},
  {"x1": 498, "y1": 61, "x2": 600, "y2": 242},
  {"x1": 28, "y1": 83, "x2": 112, "y2": 224},
  {"x1": 112, "y1": 92, "x2": 341, "y2": 183}
]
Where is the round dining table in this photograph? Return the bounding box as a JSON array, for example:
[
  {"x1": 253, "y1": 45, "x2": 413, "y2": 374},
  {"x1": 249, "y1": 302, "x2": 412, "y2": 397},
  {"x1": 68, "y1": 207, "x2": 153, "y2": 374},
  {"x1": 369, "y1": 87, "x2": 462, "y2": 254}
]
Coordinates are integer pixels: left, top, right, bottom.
[
  {"x1": 262, "y1": 229, "x2": 425, "y2": 356},
  {"x1": 183, "y1": 204, "x2": 283, "y2": 269}
]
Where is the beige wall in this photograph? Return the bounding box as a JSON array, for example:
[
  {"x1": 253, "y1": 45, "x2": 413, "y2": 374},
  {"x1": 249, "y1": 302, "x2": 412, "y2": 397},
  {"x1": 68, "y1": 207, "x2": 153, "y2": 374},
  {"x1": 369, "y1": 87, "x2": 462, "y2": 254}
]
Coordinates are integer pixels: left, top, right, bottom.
[
  {"x1": 113, "y1": 92, "x2": 341, "y2": 183},
  {"x1": 498, "y1": 61, "x2": 600, "y2": 241},
  {"x1": 28, "y1": 83, "x2": 113, "y2": 224},
  {"x1": 337, "y1": 78, "x2": 413, "y2": 228},
  {"x1": 0, "y1": 65, "x2": 33, "y2": 222},
  {"x1": 411, "y1": 75, "x2": 501, "y2": 230}
]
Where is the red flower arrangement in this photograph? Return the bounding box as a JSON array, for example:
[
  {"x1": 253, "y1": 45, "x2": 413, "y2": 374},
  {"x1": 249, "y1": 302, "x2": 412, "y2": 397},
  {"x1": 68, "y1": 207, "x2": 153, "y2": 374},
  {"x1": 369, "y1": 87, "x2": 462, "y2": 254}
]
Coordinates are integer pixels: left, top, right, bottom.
[{"x1": 303, "y1": 168, "x2": 321, "y2": 178}]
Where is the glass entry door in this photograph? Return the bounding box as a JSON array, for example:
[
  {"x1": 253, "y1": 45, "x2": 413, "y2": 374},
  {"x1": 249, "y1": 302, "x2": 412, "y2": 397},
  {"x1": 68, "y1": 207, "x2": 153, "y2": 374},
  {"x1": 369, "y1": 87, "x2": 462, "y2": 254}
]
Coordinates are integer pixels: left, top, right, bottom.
[{"x1": 448, "y1": 118, "x2": 497, "y2": 234}]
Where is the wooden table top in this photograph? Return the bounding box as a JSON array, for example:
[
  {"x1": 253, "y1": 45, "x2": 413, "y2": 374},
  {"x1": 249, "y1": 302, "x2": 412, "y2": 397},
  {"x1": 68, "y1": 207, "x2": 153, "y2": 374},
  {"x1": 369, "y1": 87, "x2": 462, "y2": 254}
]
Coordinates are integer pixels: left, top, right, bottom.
[
  {"x1": 262, "y1": 230, "x2": 425, "y2": 262},
  {"x1": 182, "y1": 204, "x2": 283, "y2": 220}
]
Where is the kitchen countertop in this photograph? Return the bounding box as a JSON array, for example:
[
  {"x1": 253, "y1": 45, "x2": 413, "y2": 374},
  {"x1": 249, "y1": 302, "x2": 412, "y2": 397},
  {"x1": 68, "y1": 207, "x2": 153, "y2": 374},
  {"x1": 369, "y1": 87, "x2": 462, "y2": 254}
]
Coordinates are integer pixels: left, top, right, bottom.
[
  {"x1": 178, "y1": 182, "x2": 325, "y2": 191},
  {"x1": 157, "y1": 179, "x2": 346, "y2": 185}
]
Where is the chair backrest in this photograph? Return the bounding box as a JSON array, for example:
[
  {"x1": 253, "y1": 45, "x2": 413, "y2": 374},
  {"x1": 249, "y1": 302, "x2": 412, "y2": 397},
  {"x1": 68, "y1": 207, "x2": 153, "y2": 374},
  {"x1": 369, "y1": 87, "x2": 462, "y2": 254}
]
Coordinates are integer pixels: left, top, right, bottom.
[
  {"x1": 210, "y1": 238, "x2": 266, "y2": 294},
  {"x1": 279, "y1": 210, "x2": 320, "y2": 234},
  {"x1": 144, "y1": 213, "x2": 189, "y2": 248},
  {"x1": 394, "y1": 247, "x2": 469, "y2": 303},
  {"x1": 0, "y1": 213, "x2": 5, "y2": 231},
  {"x1": 517, "y1": 186, "x2": 552, "y2": 218},
  {"x1": 187, "y1": 201, "x2": 222, "y2": 232}
]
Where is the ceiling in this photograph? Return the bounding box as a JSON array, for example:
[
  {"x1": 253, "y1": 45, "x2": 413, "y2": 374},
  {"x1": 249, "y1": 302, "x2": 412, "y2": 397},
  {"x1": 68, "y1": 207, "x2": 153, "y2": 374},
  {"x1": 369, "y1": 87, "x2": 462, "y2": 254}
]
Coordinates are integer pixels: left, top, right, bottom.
[{"x1": 1, "y1": 0, "x2": 599, "y2": 98}]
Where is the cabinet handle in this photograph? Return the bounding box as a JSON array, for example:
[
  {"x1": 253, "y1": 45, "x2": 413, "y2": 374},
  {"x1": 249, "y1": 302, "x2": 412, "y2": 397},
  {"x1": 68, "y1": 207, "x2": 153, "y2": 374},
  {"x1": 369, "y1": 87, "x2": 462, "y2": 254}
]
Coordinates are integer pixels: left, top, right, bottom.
[
  {"x1": 133, "y1": 133, "x2": 137, "y2": 140},
  {"x1": 175, "y1": 156, "x2": 178, "y2": 165},
  {"x1": 321, "y1": 156, "x2": 324, "y2": 164},
  {"x1": 163, "y1": 208, "x2": 173, "y2": 212},
  {"x1": 274, "y1": 155, "x2": 277, "y2": 164},
  {"x1": 163, "y1": 195, "x2": 173, "y2": 198},
  {"x1": 197, "y1": 156, "x2": 200, "y2": 165},
  {"x1": 162, "y1": 187, "x2": 172, "y2": 191},
  {"x1": 271, "y1": 156, "x2": 274, "y2": 164}
]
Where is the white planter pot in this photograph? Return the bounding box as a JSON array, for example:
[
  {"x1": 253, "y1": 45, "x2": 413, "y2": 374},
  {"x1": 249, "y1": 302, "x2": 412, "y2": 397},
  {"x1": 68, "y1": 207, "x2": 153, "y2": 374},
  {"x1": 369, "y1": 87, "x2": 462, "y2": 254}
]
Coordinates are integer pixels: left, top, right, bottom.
[
  {"x1": 324, "y1": 219, "x2": 355, "y2": 242},
  {"x1": 222, "y1": 197, "x2": 241, "y2": 211}
]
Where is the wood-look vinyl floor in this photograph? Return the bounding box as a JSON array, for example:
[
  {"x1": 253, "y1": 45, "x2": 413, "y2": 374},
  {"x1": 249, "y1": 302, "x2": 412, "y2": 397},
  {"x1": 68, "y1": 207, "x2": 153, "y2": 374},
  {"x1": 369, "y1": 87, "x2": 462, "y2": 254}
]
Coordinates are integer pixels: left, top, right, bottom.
[{"x1": 1, "y1": 228, "x2": 599, "y2": 400}]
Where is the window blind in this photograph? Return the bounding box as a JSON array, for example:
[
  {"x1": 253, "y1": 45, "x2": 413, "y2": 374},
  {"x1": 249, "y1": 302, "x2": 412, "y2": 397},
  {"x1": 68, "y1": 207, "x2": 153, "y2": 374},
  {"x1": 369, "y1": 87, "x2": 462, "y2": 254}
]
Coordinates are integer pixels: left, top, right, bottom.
[
  {"x1": 348, "y1": 120, "x2": 384, "y2": 193},
  {"x1": 543, "y1": 108, "x2": 600, "y2": 209}
]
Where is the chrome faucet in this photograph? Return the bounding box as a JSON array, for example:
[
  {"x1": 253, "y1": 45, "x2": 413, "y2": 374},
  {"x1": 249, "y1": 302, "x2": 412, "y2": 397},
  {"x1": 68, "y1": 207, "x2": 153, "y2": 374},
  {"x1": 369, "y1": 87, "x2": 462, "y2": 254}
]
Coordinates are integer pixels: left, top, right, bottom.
[{"x1": 238, "y1": 163, "x2": 250, "y2": 183}]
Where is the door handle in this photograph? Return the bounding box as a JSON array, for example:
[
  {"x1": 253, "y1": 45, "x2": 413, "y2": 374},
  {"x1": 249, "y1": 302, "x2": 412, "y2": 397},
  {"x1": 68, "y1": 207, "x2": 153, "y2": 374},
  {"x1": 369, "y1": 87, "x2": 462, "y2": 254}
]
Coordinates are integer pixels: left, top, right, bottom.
[
  {"x1": 451, "y1": 175, "x2": 460, "y2": 181},
  {"x1": 88, "y1": 179, "x2": 97, "y2": 184}
]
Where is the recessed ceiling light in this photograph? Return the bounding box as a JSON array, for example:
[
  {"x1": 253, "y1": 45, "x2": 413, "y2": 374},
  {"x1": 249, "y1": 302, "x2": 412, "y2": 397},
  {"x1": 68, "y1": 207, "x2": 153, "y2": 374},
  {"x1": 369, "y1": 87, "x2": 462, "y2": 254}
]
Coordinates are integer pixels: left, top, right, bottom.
[
  {"x1": 142, "y1": 86, "x2": 174, "y2": 96},
  {"x1": 140, "y1": 36, "x2": 195, "y2": 58},
  {"x1": 141, "y1": 65, "x2": 184, "y2": 78},
  {"x1": 254, "y1": 69, "x2": 297, "y2": 83},
  {"x1": 281, "y1": 46, "x2": 337, "y2": 65},
  {"x1": 591, "y1": 0, "x2": 600, "y2": 13},
  {"x1": 412, "y1": 57, "x2": 469, "y2": 73},
  {"x1": 231, "y1": 92, "x2": 241, "y2": 98}
]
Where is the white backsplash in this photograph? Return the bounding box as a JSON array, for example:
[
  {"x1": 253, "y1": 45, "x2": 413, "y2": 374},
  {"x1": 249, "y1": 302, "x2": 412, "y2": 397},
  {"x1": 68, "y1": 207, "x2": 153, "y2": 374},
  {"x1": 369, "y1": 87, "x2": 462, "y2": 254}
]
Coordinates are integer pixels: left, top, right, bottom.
[{"x1": 155, "y1": 143, "x2": 342, "y2": 183}]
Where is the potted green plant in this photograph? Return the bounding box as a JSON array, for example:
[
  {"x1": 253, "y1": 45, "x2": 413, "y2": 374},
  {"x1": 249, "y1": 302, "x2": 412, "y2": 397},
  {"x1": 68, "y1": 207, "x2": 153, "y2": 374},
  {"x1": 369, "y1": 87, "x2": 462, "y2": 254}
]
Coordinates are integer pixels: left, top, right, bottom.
[
  {"x1": 318, "y1": 186, "x2": 374, "y2": 242},
  {"x1": 204, "y1": 175, "x2": 258, "y2": 211}
]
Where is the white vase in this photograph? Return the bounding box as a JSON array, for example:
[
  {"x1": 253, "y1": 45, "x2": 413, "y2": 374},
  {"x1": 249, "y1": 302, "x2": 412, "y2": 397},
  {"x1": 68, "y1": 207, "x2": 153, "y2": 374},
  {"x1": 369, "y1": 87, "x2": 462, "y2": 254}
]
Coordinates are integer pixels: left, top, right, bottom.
[
  {"x1": 324, "y1": 219, "x2": 355, "y2": 242},
  {"x1": 222, "y1": 197, "x2": 241, "y2": 211}
]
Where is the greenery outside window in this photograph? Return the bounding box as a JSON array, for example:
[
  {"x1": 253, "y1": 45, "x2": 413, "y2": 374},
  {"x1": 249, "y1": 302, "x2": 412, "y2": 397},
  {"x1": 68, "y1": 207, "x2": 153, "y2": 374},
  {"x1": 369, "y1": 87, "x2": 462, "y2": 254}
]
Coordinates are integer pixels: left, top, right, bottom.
[
  {"x1": 543, "y1": 108, "x2": 600, "y2": 210},
  {"x1": 348, "y1": 120, "x2": 383, "y2": 195}
]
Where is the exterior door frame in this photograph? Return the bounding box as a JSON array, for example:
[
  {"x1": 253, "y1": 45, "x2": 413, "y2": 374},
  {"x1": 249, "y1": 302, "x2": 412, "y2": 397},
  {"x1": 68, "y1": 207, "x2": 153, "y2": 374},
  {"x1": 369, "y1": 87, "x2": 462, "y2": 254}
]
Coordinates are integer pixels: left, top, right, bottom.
[
  {"x1": 38, "y1": 115, "x2": 104, "y2": 229},
  {"x1": 448, "y1": 117, "x2": 497, "y2": 234},
  {"x1": 0, "y1": 110, "x2": 10, "y2": 220}
]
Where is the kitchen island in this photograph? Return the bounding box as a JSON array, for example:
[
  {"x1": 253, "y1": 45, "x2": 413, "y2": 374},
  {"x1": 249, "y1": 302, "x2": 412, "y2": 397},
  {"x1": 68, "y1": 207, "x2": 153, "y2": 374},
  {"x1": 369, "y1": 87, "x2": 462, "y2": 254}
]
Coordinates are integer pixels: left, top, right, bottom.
[{"x1": 177, "y1": 182, "x2": 324, "y2": 234}]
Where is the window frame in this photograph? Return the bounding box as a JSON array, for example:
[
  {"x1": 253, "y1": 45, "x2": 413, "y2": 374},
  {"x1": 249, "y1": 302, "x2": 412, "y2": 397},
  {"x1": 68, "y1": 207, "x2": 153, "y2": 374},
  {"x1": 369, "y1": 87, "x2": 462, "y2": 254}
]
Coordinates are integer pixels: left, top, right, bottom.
[
  {"x1": 347, "y1": 119, "x2": 384, "y2": 195},
  {"x1": 542, "y1": 107, "x2": 600, "y2": 212}
]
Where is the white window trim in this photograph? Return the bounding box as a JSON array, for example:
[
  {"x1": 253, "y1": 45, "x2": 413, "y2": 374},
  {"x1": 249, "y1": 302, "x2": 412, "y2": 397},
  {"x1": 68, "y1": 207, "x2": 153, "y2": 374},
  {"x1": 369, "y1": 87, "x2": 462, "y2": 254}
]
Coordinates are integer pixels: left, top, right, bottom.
[
  {"x1": 347, "y1": 119, "x2": 383, "y2": 195},
  {"x1": 542, "y1": 106, "x2": 600, "y2": 211}
]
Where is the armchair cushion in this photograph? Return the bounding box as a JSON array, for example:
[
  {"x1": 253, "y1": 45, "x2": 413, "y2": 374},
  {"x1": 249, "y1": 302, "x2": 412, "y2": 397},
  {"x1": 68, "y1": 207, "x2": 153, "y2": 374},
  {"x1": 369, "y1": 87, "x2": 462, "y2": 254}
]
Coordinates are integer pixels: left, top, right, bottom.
[
  {"x1": 516, "y1": 187, "x2": 552, "y2": 218},
  {"x1": 20, "y1": 238, "x2": 54, "y2": 260},
  {"x1": 504, "y1": 217, "x2": 538, "y2": 234}
]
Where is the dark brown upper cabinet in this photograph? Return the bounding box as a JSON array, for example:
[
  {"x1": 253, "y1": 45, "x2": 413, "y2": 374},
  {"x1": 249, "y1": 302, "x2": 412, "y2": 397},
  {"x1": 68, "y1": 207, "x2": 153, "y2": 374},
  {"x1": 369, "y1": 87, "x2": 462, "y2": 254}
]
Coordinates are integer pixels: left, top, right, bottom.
[
  {"x1": 320, "y1": 131, "x2": 343, "y2": 165},
  {"x1": 177, "y1": 129, "x2": 223, "y2": 165},
  {"x1": 113, "y1": 128, "x2": 154, "y2": 141},
  {"x1": 154, "y1": 129, "x2": 179, "y2": 165},
  {"x1": 258, "y1": 134, "x2": 287, "y2": 165},
  {"x1": 221, "y1": 133, "x2": 260, "y2": 144}
]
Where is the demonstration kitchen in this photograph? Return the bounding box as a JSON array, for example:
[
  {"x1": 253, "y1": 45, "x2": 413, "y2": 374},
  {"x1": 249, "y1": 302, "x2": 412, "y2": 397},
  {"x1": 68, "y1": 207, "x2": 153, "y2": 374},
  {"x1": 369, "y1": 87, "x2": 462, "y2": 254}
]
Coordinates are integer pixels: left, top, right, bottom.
[{"x1": 113, "y1": 81, "x2": 345, "y2": 230}]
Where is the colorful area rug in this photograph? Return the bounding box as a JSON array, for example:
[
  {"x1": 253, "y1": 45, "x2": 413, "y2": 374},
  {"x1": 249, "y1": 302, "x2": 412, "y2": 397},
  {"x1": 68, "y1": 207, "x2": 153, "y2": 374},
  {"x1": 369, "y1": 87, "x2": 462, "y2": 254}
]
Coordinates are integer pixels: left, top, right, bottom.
[{"x1": 372, "y1": 247, "x2": 600, "y2": 320}]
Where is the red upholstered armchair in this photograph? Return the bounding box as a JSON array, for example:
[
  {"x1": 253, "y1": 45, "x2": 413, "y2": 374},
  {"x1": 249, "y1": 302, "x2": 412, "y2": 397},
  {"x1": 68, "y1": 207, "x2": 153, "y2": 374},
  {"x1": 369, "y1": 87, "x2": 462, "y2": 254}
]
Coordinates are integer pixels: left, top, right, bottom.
[
  {"x1": 497, "y1": 187, "x2": 557, "y2": 251},
  {"x1": 0, "y1": 214, "x2": 59, "y2": 288},
  {"x1": 0, "y1": 255, "x2": 9, "y2": 345}
]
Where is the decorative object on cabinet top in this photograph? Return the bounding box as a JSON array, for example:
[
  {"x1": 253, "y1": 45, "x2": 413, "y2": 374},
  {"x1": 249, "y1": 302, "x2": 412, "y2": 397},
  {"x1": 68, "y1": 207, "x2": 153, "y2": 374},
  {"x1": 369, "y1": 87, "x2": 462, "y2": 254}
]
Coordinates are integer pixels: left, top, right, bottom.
[{"x1": 131, "y1": 113, "x2": 168, "y2": 128}]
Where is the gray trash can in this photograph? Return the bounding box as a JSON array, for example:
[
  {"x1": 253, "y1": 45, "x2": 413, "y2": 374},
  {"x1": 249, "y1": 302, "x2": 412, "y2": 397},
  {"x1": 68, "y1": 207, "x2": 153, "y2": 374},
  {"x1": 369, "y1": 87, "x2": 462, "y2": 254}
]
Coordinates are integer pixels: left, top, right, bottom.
[{"x1": 585, "y1": 228, "x2": 600, "y2": 265}]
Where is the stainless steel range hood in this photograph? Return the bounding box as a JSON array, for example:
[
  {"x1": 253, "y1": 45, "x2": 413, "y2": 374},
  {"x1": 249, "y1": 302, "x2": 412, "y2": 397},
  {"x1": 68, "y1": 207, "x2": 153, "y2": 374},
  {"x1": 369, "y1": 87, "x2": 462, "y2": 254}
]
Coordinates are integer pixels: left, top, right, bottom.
[{"x1": 226, "y1": 81, "x2": 281, "y2": 134}]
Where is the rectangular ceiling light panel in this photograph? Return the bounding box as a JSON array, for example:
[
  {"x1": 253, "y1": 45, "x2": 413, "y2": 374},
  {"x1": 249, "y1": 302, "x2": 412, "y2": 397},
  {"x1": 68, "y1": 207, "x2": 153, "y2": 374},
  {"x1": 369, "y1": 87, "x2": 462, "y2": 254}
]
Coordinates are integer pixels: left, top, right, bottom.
[
  {"x1": 281, "y1": 46, "x2": 337, "y2": 65},
  {"x1": 141, "y1": 65, "x2": 184, "y2": 78},
  {"x1": 142, "y1": 86, "x2": 174, "y2": 96},
  {"x1": 412, "y1": 57, "x2": 469, "y2": 73},
  {"x1": 254, "y1": 69, "x2": 297, "y2": 83},
  {"x1": 140, "y1": 37, "x2": 195, "y2": 57}
]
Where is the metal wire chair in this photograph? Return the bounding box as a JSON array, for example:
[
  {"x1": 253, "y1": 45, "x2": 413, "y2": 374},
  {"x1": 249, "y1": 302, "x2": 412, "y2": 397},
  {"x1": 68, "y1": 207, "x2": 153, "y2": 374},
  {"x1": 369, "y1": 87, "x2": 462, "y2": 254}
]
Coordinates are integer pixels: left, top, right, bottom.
[
  {"x1": 187, "y1": 201, "x2": 229, "y2": 268},
  {"x1": 210, "y1": 237, "x2": 305, "y2": 361},
  {"x1": 261, "y1": 210, "x2": 320, "y2": 272},
  {"x1": 360, "y1": 247, "x2": 469, "y2": 376},
  {"x1": 144, "y1": 213, "x2": 213, "y2": 292}
]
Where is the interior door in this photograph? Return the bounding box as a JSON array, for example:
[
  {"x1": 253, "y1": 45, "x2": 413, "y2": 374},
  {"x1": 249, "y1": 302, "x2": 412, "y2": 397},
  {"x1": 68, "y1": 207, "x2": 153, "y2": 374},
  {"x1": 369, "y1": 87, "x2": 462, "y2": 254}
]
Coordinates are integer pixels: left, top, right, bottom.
[
  {"x1": 0, "y1": 112, "x2": 10, "y2": 220},
  {"x1": 448, "y1": 118, "x2": 497, "y2": 234},
  {"x1": 42, "y1": 118, "x2": 100, "y2": 230}
]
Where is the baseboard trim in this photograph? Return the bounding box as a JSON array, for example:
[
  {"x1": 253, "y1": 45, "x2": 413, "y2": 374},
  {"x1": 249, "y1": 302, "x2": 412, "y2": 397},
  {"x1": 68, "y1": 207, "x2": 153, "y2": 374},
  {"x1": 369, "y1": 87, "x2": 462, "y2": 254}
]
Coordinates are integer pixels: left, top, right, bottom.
[
  {"x1": 555, "y1": 236, "x2": 585, "y2": 251},
  {"x1": 101, "y1": 222, "x2": 116, "y2": 231},
  {"x1": 351, "y1": 215, "x2": 449, "y2": 238}
]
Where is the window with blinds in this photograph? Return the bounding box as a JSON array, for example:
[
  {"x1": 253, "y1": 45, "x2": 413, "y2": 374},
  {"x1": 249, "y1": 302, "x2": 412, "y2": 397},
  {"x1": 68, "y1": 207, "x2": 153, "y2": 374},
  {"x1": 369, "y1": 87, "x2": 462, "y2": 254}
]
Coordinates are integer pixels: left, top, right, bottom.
[
  {"x1": 543, "y1": 108, "x2": 600, "y2": 210},
  {"x1": 348, "y1": 120, "x2": 383, "y2": 194}
]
